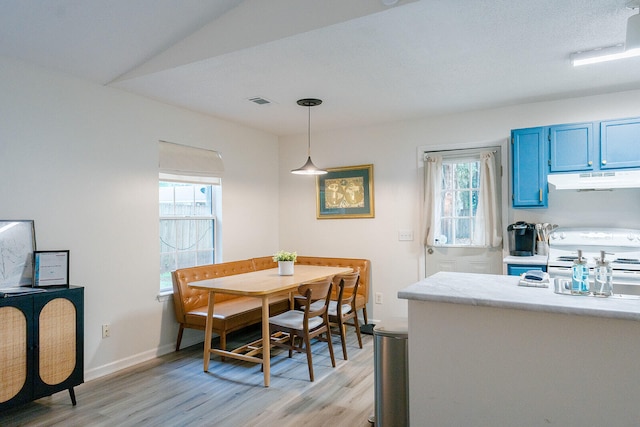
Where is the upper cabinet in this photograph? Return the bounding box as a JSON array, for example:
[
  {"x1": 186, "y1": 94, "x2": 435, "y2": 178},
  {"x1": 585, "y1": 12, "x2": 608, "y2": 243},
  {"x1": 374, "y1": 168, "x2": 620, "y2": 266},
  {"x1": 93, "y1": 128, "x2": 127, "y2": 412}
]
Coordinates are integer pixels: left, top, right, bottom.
[
  {"x1": 511, "y1": 127, "x2": 547, "y2": 208},
  {"x1": 548, "y1": 123, "x2": 594, "y2": 172},
  {"x1": 511, "y1": 116, "x2": 640, "y2": 208},
  {"x1": 600, "y1": 118, "x2": 640, "y2": 169}
]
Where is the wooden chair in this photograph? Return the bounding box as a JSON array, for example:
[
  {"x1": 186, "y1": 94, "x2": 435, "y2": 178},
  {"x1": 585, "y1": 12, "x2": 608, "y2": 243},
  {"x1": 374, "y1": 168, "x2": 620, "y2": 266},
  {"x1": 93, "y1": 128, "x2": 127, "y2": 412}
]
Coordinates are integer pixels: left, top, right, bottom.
[
  {"x1": 268, "y1": 277, "x2": 336, "y2": 382},
  {"x1": 311, "y1": 272, "x2": 362, "y2": 360}
]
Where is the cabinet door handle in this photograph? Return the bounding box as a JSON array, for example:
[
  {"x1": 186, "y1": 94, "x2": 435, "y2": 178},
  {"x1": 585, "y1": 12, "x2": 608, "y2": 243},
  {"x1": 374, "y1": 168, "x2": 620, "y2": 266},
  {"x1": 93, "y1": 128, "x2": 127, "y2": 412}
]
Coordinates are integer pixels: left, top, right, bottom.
[
  {"x1": 588, "y1": 161, "x2": 593, "y2": 166},
  {"x1": 539, "y1": 189, "x2": 542, "y2": 202},
  {"x1": 602, "y1": 160, "x2": 607, "y2": 165}
]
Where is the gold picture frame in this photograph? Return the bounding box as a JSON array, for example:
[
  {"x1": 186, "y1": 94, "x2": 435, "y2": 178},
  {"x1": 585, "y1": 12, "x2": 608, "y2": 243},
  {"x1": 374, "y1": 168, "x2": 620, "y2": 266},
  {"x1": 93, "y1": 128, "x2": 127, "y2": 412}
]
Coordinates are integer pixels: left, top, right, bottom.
[{"x1": 316, "y1": 164, "x2": 374, "y2": 219}]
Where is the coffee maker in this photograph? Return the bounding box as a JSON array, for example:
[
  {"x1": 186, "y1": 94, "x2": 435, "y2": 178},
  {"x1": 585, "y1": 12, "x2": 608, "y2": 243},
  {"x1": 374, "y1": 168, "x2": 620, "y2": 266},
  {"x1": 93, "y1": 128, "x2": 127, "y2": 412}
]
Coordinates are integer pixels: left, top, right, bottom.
[{"x1": 507, "y1": 221, "x2": 536, "y2": 256}]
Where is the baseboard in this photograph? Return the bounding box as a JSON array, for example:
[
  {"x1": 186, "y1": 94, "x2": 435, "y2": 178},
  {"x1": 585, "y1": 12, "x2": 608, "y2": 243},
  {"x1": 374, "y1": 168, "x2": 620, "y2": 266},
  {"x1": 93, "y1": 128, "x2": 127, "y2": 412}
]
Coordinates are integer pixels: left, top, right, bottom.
[{"x1": 84, "y1": 336, "x2": 204, "y2": 382}]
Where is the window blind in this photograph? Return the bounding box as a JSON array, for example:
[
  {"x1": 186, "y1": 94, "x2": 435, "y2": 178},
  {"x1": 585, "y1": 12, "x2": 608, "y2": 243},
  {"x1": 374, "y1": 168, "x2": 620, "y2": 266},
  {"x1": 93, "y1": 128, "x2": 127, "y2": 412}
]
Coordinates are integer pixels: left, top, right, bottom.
[{"x1": 158, "y1": 140, "x2": 224, "y2": 184}]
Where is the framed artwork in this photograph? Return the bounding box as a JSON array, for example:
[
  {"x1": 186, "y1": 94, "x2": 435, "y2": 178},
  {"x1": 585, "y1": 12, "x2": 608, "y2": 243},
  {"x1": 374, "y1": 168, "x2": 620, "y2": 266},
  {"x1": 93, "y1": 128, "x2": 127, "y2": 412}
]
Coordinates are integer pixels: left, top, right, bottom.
[
  {"x1": 316, "y1": 164, "x2": 374, "y2": 219},
  {"x1": 0, "y1": 220, "x2": 36, "y2": 287},
  {"x1": 33, "y1": 250, "x2": 70, "y2": 287}
]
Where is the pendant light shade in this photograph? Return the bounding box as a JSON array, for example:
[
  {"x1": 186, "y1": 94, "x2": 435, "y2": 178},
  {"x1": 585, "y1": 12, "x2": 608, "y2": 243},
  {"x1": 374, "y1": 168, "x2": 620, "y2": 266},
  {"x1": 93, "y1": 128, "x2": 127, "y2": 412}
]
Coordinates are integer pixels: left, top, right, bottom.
[{"x1": 291, "y1": 98, "x2": 327, "y2": 175}]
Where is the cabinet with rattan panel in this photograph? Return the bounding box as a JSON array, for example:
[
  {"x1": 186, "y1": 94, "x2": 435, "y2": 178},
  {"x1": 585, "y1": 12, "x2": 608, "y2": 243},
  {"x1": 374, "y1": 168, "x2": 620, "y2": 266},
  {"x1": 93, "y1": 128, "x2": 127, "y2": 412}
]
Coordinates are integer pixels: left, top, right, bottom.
[{"x1": 0, "y1": 286, "x2": 84, "y2": 412}]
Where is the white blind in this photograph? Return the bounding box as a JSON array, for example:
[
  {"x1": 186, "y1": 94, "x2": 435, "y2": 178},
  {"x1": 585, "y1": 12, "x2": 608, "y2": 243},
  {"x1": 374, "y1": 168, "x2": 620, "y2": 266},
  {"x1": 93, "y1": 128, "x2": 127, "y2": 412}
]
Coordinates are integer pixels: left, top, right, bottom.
[{"x1": 158, "y1": 140, "x2": 224, "y2": 184}]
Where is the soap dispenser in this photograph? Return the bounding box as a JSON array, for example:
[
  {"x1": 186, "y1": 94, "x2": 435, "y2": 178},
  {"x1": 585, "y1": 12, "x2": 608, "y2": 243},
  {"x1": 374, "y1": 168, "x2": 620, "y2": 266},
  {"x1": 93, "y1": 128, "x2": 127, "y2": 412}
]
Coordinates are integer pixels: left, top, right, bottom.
[
  {"x1": 571, "y1": 250, "x2": 589, "y2": 295},
  {"x1": 593, "y1": 250, "x2": 613, "y2": 297}
]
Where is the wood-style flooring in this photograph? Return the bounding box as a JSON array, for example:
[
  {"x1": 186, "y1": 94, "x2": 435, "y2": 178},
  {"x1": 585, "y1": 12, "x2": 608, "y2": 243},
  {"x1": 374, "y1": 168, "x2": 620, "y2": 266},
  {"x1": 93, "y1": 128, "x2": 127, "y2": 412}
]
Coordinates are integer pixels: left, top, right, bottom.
[{"x1": 0, "y1": 325, "x2": 375, "y2": 427}]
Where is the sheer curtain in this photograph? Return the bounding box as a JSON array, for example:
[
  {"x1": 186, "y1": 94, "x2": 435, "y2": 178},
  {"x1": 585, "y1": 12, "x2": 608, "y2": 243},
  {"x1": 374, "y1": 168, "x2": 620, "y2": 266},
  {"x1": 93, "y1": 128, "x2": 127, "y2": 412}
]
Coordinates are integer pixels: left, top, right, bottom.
[
  {"x1": 473, "y1": 151, "x2": 502, "y2": 247},
  {"x1": 422, "y1": 154, "x2": 443, "y2": 246}
]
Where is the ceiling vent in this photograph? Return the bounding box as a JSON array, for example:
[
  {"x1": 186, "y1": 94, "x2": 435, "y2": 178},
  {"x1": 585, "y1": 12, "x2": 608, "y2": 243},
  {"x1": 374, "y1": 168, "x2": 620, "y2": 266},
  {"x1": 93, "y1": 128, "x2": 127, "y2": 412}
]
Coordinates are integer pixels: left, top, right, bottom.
[{"x1": 248, "y1": 96, "x2": 272, "y2": 105}]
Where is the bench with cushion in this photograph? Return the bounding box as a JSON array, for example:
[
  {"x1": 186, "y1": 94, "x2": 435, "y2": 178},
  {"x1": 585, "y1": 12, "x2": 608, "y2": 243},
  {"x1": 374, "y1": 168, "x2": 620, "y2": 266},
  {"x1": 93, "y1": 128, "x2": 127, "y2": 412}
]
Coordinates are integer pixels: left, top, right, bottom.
[{"x1": 171, "y1": 256, "x2": 371, "y2": 351}]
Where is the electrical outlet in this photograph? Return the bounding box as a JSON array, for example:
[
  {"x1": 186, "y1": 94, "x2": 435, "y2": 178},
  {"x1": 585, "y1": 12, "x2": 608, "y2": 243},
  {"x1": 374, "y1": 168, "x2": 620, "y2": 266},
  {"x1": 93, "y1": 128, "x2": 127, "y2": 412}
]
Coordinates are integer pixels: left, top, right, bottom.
[
  {"x1": 102, "y1": 324, "x2": 111, "y2": 338},
  {"x1": 375, "y1": 292, "x2": 383, "y2": 304}
]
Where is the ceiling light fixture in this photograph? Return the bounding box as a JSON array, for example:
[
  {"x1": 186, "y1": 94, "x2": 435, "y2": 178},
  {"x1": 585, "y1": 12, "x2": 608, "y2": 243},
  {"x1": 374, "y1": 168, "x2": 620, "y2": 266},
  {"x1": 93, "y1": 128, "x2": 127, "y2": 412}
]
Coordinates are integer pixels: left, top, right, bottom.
[
  {"x1": 291, "y1": 98, "x2": 327, "y2": 176},
  {"x1": 572, "y1": 4, "x2": 640, "y2": 66}
]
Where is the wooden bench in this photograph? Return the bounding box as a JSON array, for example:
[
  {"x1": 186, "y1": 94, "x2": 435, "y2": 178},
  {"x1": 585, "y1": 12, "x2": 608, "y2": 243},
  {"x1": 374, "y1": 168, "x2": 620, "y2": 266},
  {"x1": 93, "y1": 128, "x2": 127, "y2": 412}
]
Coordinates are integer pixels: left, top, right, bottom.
[{"x1": 171, "y1": 256, "x2": 371, "y2": 351}]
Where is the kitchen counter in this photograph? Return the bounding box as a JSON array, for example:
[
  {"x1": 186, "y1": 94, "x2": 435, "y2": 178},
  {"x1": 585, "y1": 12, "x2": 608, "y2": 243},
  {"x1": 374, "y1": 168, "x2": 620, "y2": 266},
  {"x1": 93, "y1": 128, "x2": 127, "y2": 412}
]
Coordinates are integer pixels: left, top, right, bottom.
[
  {"x1": 398, "y1": 271, "x2": 640, "y2": 321},
  {"x1": 398, "y1": 272, "x2": 640, "y2": 427}
]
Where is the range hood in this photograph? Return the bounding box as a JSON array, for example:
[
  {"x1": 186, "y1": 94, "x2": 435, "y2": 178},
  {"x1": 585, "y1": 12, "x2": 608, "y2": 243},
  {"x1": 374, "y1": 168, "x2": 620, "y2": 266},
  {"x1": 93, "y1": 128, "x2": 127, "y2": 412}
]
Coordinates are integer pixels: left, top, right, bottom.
[{"x1": 547, "y1": 170, "x2": 640, "y2": 191}]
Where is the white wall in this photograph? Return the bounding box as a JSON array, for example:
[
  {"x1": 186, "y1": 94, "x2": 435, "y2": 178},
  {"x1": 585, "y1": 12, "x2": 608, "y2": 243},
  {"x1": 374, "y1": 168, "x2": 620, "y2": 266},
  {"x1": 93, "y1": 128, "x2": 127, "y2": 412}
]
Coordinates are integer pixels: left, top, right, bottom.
[
  {"x1": 0, "y1": 56, "x2": 280, "y2": 379},
  {"x1": 278, "y1": 90, "x2": 640, "y2": 324}
]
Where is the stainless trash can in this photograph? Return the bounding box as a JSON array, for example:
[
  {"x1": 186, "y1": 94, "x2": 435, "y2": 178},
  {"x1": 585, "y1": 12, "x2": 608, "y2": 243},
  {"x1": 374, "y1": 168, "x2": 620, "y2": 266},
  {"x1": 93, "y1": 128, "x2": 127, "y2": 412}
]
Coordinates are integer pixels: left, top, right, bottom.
[{"x1": 373, "y1": 318, "x2": 409, "y2": 427}]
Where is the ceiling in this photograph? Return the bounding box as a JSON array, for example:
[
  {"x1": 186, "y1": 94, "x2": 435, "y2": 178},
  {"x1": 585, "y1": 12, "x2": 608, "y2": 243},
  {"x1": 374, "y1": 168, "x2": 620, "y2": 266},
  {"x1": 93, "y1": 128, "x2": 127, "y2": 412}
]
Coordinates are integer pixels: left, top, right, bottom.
[{"x1": 1, "y1": 0, "x2": 640, "y2": 136}]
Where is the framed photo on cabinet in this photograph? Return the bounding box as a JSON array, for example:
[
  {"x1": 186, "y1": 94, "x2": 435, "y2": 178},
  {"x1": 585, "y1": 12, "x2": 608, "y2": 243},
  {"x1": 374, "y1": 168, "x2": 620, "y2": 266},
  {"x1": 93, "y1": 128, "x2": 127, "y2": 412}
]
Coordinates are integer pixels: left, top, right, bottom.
[
  {"x1": 33, "y1": 250, "x2": 69, "y2": 287},
  {"x1": 316, "y1": 164, "x2": 374, "y2": 219}
]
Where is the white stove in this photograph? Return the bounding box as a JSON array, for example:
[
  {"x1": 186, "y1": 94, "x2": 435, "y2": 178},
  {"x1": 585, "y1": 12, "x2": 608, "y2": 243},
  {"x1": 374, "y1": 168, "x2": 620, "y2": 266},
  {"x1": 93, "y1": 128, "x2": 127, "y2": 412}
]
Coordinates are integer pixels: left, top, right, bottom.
[{"x1": 547, "y1": 227, "x2": 640, "y2": 293}]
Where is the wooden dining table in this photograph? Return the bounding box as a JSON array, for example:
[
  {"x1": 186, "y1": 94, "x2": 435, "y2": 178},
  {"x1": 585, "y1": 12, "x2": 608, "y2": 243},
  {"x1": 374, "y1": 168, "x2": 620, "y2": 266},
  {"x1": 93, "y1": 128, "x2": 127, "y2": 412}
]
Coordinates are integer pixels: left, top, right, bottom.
[{"x1": 188, "y1": 264, "x2": 352, "y2": 387}]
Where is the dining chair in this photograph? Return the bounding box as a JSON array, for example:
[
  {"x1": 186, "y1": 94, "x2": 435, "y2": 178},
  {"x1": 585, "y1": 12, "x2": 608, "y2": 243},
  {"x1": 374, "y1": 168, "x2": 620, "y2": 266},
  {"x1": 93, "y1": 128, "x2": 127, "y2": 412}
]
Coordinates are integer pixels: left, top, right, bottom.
[
  {"x1": 268, "y1": 277, "x2": 336, "y2": 382},
  {"x1": 311, "y1": 272, "x2": 362, "y2": 360}
]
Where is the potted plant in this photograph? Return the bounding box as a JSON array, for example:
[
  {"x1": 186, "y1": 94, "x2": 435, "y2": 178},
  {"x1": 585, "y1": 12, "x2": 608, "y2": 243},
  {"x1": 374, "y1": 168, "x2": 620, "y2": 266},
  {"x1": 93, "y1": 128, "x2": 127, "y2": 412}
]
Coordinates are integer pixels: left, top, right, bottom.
[{"x1": 273, "y1": 250, "x2": 297, "y2": 275}]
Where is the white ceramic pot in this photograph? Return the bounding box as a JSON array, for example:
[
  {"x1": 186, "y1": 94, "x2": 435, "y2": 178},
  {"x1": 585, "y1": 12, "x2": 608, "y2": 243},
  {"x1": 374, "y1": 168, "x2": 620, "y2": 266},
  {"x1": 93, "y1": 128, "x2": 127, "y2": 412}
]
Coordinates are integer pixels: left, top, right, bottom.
[{"x1": 278, "y1": 260, "x2": 294, "y2": 276}]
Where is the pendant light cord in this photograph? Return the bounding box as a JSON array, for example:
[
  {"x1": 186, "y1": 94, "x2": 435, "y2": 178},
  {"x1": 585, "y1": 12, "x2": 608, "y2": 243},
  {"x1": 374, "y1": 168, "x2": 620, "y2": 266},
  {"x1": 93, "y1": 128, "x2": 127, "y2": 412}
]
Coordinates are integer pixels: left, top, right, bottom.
[{"x1": 307, "y1": 105, "x2": 311, "y2": 157}]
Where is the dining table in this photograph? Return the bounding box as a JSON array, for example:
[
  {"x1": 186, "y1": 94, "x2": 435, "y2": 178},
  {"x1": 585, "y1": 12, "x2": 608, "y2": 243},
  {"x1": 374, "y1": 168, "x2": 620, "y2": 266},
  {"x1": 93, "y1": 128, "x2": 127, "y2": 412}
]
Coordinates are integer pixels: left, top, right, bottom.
[{"x1": 188, "y1": 264, "x2": 352, "y2": 387}]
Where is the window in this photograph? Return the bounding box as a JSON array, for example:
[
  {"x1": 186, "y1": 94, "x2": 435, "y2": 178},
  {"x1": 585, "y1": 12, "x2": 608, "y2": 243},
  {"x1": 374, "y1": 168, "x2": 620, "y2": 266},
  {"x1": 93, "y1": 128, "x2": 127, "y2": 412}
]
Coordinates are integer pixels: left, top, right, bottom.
[
  {"x1": 423, "y1": 148, "x2": 501, "y2": 248},
  {"x1": 438, "y1": 159, "x2": 479, "y2": 245},
  {"x1": 159, "y1": 182, "x2": 219, "y2": 292},
  {"x1": 158, "y1": 140, "x2": 224, "y2": 293}
]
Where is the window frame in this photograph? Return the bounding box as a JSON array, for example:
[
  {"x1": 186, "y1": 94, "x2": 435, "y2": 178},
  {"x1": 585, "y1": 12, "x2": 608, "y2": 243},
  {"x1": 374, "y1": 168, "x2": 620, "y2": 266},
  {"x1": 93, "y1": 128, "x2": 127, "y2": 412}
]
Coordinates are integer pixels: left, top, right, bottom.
[
  {"x1": 158, "y1": 179, "x2": 221, "y2": 293},
  {"x1": 438, "y1": 156, "x2": 480, "y2": 247}
]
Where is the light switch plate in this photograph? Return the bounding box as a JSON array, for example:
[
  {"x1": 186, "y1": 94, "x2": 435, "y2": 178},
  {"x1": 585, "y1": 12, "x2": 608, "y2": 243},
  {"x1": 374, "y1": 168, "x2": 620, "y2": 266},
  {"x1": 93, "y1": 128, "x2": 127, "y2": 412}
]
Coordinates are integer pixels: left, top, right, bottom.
[{"x1": 398, "y1": 230, "x2": 414, "y2": 241}]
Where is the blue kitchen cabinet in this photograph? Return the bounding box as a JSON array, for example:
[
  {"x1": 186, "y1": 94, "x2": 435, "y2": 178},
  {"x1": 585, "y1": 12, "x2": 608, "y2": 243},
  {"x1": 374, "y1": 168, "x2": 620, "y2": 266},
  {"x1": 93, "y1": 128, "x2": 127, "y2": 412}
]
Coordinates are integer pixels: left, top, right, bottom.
[
  {"x1": 549, "y1": 122, "x2": 594, "y2": 172},
  {"x1": 511, "y1": 127, "x2": 547, "y2": 208},
  {"x1": 507, "y1": 264, "x2": 547, "y2": 276},
  {"x1": 600, "y1": 118, "x2": 640, "y2": 169}
]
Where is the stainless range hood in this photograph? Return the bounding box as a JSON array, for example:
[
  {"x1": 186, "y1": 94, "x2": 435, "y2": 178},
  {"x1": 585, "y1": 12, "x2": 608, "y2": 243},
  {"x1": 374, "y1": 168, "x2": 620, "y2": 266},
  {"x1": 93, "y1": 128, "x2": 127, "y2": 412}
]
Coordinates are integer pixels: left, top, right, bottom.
[{"x1": 547, "y1": 170, "x2": 640, "y2": 191}]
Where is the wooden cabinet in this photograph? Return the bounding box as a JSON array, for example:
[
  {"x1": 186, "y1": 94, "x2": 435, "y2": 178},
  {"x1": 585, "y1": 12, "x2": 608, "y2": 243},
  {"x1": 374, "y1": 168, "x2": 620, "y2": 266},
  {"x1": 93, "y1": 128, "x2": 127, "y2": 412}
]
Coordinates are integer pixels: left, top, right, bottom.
[
  {"x1": 548, "y1": 122, "x2": 594, "y2": 172},
  {"x1": 511, "y1": 127, "x2": 548, "y2": 208},
  {"x1": 600, "y1": 118, "x2": 640, "y2": 169},
  {"x1": 0, "y1": 287, "x2": 83, "y2": 411}
]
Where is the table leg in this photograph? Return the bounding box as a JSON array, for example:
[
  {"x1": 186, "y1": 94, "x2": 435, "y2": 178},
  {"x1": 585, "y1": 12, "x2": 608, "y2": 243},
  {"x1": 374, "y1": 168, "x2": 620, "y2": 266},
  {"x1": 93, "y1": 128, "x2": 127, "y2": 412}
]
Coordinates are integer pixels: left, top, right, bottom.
[
  {"x1": 203, "y1": 291, "x2": 215, "y2": 372},
  {"x1": 262, "y1": 295, "x2": 270, "y2": 387}
]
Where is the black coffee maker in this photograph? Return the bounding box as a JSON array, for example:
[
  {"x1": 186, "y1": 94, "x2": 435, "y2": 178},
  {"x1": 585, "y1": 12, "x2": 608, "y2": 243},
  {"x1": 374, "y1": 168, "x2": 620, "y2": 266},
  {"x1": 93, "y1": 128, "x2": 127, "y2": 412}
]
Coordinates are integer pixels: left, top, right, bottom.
[{"x1": 507, "y1": 221, "x2": 536, "y2": 256}]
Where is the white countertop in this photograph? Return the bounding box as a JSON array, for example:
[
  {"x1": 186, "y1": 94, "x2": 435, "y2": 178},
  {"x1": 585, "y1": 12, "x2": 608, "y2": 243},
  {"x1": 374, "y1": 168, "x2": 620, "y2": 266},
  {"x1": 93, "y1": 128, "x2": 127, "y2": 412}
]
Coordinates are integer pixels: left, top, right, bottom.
[
  {"x1": 398, "y1": 271, "x2": 640, "y2": 321},
  {"x1": 503, "y1": 255, "x2": 547, "y2": 265}
]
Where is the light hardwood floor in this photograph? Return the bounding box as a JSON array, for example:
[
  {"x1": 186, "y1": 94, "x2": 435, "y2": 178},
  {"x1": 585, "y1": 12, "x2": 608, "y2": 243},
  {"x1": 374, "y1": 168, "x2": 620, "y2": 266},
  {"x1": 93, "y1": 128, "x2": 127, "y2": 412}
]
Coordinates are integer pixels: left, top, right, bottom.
[{"x1": 1, "y1": 325, "x2": 375, "y2": 427}]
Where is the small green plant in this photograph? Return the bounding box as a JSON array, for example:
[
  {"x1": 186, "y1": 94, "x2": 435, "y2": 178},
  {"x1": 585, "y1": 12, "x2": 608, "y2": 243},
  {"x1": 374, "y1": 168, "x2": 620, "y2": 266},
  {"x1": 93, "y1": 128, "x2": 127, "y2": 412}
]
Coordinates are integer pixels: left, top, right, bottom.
[{"x1": 272, "y1": 250, "x2": 297, "y2": 262}]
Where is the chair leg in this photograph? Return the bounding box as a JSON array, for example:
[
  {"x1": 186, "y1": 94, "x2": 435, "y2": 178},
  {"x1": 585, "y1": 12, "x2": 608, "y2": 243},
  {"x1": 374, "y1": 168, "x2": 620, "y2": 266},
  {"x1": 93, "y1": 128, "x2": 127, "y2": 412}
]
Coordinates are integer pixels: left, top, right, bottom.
[
  {"x1": 175, "y1": 325, "x2": 184, "y2": 351},
  {"x1": 362, "y1": 307, "x2": 368, "y2": 325},
  {"x1": 354, "y1": 316, "x2": 363, "y2": 349},
  {"x1": 325, "y1": 327, "x2": 336, "y2": 368},
  {"x1": 304, "y1": 334, "x2": 315, "y2": 382},
  {"x1": 289, "y1": 333, "x2": 296, "y2": 358},
  {"x1": 338, "y1": 320, "x2": 348, "y2": 360}
]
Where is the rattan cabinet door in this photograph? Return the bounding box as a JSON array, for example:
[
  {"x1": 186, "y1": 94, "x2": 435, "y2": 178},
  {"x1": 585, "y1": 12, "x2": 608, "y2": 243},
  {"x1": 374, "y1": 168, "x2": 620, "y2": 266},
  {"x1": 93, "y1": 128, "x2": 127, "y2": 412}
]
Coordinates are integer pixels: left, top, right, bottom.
[
  {"x1": 0, "y1": 297, "x2": 33, "y2": 411},
  {"x1": 32, "y1": 287, "x2": 84, "y2": 402}
]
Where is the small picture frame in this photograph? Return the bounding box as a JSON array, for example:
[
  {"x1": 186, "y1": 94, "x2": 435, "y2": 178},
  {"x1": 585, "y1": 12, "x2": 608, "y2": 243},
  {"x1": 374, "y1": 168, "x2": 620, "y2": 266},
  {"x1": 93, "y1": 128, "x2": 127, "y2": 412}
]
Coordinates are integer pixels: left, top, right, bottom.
[
  {"x1": 33, "y1": 250, "x2": 69, "y2": 287},
  {"x1": 316, "y1": 164, "x2": 375, "y2": 219}
]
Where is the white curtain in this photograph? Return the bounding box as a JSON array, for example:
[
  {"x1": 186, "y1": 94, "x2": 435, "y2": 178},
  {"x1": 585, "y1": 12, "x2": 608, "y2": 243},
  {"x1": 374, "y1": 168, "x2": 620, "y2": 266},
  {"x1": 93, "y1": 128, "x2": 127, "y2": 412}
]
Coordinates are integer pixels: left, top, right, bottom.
[
  {"x1": 422, "y1": 154, "x2": 443, "y2": 246},
  {"x1": 473, "y1": 151, "x2": 502, "y2": 247}
]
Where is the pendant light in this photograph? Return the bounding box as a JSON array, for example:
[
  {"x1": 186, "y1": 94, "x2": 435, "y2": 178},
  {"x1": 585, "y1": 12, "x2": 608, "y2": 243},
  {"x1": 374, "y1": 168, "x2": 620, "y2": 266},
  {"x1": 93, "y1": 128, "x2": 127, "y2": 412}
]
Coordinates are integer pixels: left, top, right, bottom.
[{"x1": 291, "y1": 98, "x2": 327, "y2": 175}]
